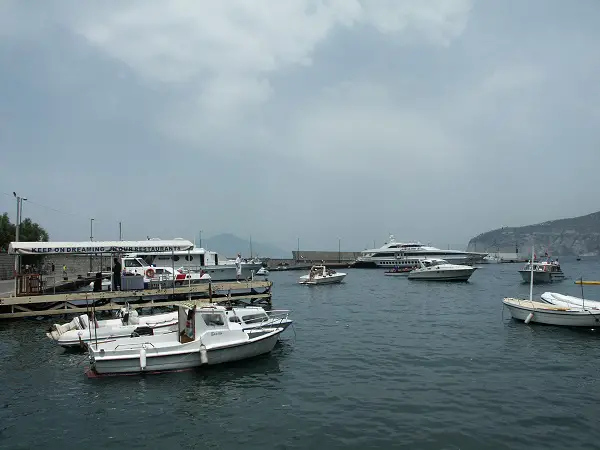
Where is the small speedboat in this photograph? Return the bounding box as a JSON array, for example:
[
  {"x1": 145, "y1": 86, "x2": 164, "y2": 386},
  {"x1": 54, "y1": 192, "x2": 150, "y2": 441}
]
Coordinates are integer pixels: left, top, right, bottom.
[
  {"x1": 47, "y1": 306, "x2": 178, "y2": 348},
  {"x1": 517, "y1": 259, "x2": 565, "y2": 284},
  {"x1": 384, "y1": 266, "x2": 414, "y2": 276},
  {"x1": 298, "y1": 265, "x2": 346, "y2": 285},
  {"x1": 407, "y1": 259, "x2": 476, "y2": 282},
  {"x1": 256, "y1": 267, "x2": 269, "y2": 276},
  {"x1": 87, "y1": 304, "x2": 288, "y2": 376}
]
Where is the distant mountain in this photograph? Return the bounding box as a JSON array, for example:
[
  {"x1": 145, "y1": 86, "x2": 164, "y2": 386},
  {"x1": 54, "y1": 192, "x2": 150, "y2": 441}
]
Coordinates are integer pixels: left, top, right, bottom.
[
  {"x1": 467, "y1": 211, "x2": 600, "y2": 256},
  {"x1": 202, "y1": 233, "x2": 288, "y2": 259}
]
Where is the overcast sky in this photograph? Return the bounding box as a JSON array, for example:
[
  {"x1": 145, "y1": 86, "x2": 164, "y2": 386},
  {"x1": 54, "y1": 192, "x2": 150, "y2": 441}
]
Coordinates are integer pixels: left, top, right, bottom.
[{"x1": 1, "y1": 0, "x2": 599, "y2": 252}]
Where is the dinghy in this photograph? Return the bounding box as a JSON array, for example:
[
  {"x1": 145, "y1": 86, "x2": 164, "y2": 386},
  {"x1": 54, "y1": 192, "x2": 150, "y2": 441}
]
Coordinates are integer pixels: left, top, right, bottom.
[
  {"x1": 540, "y1": 292, "x2": 600, "y2": 310},
  {"x1": 298, "y1": 265, "x2": 346, "y2": 285}
]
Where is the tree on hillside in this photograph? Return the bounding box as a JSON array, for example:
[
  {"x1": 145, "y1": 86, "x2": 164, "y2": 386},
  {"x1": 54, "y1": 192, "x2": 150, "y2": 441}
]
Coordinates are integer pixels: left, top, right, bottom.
[{"x1": 0, "y1": 212, "x2": 49, "y2": 252}]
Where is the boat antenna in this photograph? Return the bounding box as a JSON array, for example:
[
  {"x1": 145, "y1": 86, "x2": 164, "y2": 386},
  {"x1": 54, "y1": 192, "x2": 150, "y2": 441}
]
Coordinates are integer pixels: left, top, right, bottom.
[{"x1": 529, "y1": 244, "x2": 534, "y2": 302}]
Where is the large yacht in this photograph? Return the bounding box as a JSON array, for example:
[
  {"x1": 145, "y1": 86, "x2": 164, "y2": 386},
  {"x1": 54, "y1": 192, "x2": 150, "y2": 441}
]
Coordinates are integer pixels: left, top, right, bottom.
[
  {"x1": 126, "y1": 238, "x2": 264, "y2": 281},
  {"x1": 353, "y1": 235, "x2": 488, "y2": 269}
]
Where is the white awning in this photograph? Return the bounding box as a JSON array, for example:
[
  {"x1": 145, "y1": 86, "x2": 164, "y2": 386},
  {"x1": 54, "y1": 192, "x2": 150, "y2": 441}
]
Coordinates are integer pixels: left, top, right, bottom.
[{"x1": 8, "y1": 239, "x2": 194, "y2": 255}]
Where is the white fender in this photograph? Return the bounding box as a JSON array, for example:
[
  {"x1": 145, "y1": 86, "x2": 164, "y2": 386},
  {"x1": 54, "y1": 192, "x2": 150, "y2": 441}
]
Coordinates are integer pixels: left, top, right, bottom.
[
  {"x1": 200, "y1": 345, "x2": 208, "y2": 364},
  {"x1": 524, "y1": 312, "x2": 534, "y2": 324},
  {"x1": 140, "y1": 346, "x2": 147, "y2": 370}
]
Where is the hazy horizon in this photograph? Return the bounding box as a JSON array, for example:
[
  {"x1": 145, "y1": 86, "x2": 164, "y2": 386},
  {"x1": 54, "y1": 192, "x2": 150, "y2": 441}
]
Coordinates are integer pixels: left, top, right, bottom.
[{"x1": 2, "y1": 1, "x2": 599, "y2": 252}]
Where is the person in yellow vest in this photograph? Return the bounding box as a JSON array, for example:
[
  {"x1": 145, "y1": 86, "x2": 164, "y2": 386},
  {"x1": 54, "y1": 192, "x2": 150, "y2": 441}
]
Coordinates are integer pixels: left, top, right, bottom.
[{"x1": 62, "y1": 264, "x2": 67, "y2": 280}]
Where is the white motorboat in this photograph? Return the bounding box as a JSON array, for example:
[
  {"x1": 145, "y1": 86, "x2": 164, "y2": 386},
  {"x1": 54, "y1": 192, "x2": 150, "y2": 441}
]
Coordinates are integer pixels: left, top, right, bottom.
[
  {"x1": 256, "y1": 267, "x2": 269, "y2": 276},
  {"x1": 540, "y1": 292, "x2": 600, "y2": 310},
  {"x1": 502, "y1": 298, "x2": 600, "y2": 327},
  {"x1": 518, "y1": 259, "x2": 565, "y2": 283},
  {"x1": 47, "y1": 305, "x2": 292, "y2": 348},
  {"x1": 384, "y1": 266, "x2": 415, "y2": 276},
  {"x1": 407, "y1": 258, "x2": 476, "y2": 281},
  {"x1": 46, "y1": 306, "x2": 179, "y2": 348},
  {"x1": 353, "y1": 235, "x2": 488, "y2": 268},
  {"x1": 298, "y1": 265, "x2": 346, "y2": 285},
  {"x1": 503, "y1": 245, "x2": 600, "y2": 327},
  {"x1": 87, "y1": 304, "x2": 287, "y2": 376}
]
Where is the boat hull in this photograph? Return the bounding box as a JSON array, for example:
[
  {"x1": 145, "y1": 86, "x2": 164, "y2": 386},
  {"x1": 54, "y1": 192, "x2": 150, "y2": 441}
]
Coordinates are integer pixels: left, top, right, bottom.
[
  {"x1": 518, "y1": 270, "x2": 564, "y2": 284},
  {"x1": 57, "y1": 322, "x2": 178, "y2": 348},
  {"x1": 503, "y1": 298, "x2": 600, "y2": 327},
  {"x1": 90, "y1": 329, "x2": 282, "y2": 375},
  {"x1": 298, "y1": 274, "x2": 346, "y2": 285},
  {"x1": 408, "y1": 268, "x2": 475, "y2": 281}
]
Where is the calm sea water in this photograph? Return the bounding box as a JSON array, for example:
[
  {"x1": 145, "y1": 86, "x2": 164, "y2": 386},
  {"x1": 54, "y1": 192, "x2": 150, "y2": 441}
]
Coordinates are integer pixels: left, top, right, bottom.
[{"x1": 2, "y1": 260, "x2": 600, "y2": 450}]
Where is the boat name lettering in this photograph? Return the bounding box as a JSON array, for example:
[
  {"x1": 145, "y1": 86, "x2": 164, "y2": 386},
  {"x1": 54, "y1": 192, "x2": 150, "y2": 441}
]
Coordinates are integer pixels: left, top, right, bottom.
[{"x1": 211, "y1": 331, "x2": 223, "y2": 336}]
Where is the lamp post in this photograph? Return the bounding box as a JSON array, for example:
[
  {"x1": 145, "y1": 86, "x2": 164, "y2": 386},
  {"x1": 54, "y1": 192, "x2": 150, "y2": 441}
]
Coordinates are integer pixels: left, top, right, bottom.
[
  {"x1": 89, "y1": 218, "x2": 94, "y2": 273},
  {"x1": 12, "y1": 192, "x2": 26, "y2": 294},
  {"x1": 338, "y1": 238, "x2": 341, "y2": 263}
]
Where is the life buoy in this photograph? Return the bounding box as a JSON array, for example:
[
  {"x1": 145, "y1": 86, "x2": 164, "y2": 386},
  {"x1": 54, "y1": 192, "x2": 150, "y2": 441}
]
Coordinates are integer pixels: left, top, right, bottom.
[{"x1": 145, "y1": 268, "x2": 155, "y2": 278}]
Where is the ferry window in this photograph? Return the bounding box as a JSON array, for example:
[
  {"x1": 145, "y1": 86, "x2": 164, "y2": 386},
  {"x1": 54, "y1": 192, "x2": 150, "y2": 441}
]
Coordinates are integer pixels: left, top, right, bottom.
[
  {"x1": 201, "y1": 313, "x2": 224, "y2": 326},
  {"x1": 200, "y1": 254, "x2": 205, "y2": 266},
  {"x1": 124, "y1": 259, "x2": 142, "y2": 267},
  {"x1": 185, "y1": 255, "x2": 194, "y2": 261},
  {"x1": 242, "y1": 313, "x2": 266, "y2": 324},
  {"x1": 172, "y1": 255, "x2": 180, "y2": 262}
]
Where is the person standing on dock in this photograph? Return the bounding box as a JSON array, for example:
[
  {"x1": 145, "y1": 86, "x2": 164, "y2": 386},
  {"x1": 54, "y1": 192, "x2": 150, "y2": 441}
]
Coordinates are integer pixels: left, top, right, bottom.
[
  {"x1": 235, "y1": 253, "x2": 242, "y2": 283},
  {"x1": 113, "y1": 257, "x2": 122, "y2": 291},
  {"x1": 62, "y1": 264, "x2": 67, "y2": 280}
]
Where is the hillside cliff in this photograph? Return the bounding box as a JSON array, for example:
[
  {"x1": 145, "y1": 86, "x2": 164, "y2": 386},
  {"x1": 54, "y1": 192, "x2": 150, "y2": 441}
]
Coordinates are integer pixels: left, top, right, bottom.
[{"x1": 467, "y1": 211, "x2": 600, "y2": 256}]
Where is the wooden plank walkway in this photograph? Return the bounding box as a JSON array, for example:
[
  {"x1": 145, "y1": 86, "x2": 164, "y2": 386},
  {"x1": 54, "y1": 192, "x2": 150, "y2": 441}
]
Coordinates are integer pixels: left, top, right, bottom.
[{"x1": 0, "y1": 280, "x2": 272, "y2": 319}]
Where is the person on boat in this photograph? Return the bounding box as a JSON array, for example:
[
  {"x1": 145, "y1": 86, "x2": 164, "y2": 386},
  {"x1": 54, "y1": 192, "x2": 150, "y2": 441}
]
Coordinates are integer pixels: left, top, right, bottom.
[
  {"x1": 112, "y1": 258, "x2": 122, "y2": 291},
  {"x1": 235, "y1": 253, "x2": 242, "y2": 282}
]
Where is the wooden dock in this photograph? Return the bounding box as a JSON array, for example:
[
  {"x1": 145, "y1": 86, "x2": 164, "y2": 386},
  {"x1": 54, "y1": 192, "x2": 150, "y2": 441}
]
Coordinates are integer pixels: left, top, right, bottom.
[{"x1": 0, "y1": 280, "x2": 272, "y2": 319}]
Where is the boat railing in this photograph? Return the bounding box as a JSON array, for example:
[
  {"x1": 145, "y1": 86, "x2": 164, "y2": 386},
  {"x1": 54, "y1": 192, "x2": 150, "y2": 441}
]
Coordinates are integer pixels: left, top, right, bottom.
[
  {"x1": 242, "y1": 309, "x2": 291, "y2": 328},
  {"x1": 113, "y1": 342, "x2": 157, "y2": 350}
]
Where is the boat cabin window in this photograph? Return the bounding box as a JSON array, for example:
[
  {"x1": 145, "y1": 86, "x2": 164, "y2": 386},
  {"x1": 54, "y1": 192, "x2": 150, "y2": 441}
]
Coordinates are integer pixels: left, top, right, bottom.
[
  {"x1": 185, "y1": 255, "x2": 194, "y2": 261},
  {"x1": 242, "y1": 313, "x2": 267, "y2": 324},
  {"x1": 172, "y1": 255, "x2": 180, "y2": 262},
  {"x1": 229, "y1": 316, "x2": 241, "y2": 323},
  {"x1": 154, "y1": 268, "x2": 167, "y2": 275},
  {"x1": 124, "y1": 259, "x2": 143, "y2": 268},
  {"x1": 201, "y1": 313, "x2": 225, "y2": 327}
]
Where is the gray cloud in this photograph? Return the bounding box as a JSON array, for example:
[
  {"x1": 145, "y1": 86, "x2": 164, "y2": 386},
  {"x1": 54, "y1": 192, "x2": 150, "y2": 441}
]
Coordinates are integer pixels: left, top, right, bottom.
[{"x1": 1, "y1": 0, "x2": 599, "y2": 252}]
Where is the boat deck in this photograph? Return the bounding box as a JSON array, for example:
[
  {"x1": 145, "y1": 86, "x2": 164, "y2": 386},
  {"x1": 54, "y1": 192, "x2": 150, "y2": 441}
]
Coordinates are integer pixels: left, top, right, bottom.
[{"x1": 503, "y1": 298, "x2": 572, "y2": 311}]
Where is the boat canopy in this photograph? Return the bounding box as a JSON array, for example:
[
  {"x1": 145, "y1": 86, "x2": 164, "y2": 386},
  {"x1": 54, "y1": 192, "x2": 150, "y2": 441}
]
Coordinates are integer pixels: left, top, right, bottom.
[{"x1": 8, "y1": 239, "x2": 194, "y2": 255}]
